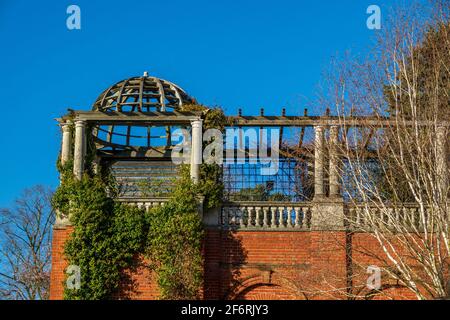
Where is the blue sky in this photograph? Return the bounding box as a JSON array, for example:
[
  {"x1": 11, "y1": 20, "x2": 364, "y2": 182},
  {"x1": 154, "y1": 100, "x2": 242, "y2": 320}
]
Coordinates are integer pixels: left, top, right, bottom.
[{"x1": 0, "y1": 0, "x2": 400, "y2": 206}]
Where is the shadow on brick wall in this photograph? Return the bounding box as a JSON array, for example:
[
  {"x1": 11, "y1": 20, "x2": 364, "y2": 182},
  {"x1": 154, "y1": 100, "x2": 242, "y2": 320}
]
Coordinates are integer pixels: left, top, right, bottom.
[{"x1": 203, "y1": 229, "x2": 248, "y2": 299}]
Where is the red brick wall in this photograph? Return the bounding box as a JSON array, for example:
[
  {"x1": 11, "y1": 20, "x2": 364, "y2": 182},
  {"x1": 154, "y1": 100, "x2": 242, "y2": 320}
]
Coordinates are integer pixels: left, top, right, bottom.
[
  {"x1": 49, "y1": 227, "x2": 73, "y2": 300},
  {"x1": 113, "y1": 256, "x2": 160, "y2": 299},
  {"x1": 49, "y1": 227, "x2": 417, "y2": 300},
  {"x1": 203, "y1": 230, "x2": 349, "y2": 300},
  {"x1": 49, "y1": 227, "x2": 162, "y2": 300}
]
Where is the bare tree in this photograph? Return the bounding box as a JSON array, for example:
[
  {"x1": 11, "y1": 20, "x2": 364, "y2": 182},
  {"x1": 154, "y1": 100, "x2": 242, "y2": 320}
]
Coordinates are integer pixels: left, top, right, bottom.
[
  {"x1": 318, "y1": 1, "x2": 449, "y2": 299},
  {"x1": 0, "y1": 185, "x2": 55, "y2": 300}
]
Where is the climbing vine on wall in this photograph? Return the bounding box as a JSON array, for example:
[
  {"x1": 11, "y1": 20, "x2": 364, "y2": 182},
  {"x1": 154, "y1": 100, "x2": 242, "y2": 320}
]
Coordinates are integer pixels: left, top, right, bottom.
[{"x1": 52, "y1": 106, "x2": 226, "y2": 300}]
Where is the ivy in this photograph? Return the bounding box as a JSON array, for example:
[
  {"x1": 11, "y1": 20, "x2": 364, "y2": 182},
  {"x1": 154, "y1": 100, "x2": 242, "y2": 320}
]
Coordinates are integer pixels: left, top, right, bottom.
[
  {"x1": 53, "y1": 170, "x2": 147, "y2": 300},
  {"x1": 52, "y1": 106, "x2": 226, "y2": 300},
  {"x1": 146, "y1": 167, "x2": 204, "y2": 299}
]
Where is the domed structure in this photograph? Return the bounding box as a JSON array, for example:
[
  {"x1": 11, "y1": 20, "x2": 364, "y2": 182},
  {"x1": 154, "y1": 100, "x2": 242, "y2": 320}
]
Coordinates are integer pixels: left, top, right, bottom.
[
  {"x1": 93, "y1": 72, "x2": 195, "y2": 113},
  {"x1": 89, "y1": 73, "x2": 199, "y2": 150}
]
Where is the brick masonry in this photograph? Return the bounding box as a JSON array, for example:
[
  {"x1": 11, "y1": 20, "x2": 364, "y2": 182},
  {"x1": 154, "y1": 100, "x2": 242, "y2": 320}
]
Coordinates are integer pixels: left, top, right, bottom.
[{"x1": 49, "y1": 227, "x2": 418, "y2": 300}]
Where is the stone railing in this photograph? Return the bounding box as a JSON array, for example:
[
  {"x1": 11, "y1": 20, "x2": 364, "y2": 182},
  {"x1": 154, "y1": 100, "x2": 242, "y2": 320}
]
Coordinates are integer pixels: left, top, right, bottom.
[
  {"x1": 221, "y1": 202, "x2": 313, "y2": 230},
  {"x1": 117, "y1": 197, "x2": 169, "y2": 210},
  {"x1": 347, "y1": 203, "x2": 430, "y2": 230},
  {"x1": 117, "y1": 198, "x2": 430, "y2": 232}
]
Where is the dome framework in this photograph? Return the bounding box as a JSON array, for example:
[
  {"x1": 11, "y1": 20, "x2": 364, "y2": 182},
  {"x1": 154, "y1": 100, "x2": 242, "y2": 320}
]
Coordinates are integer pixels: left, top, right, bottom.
[
  {"x1": 93, "y1": 72, "x2": 195, "y2": 113},
  {"x1": 91, "y1": 72, "x2": 196, "y2": 150}
]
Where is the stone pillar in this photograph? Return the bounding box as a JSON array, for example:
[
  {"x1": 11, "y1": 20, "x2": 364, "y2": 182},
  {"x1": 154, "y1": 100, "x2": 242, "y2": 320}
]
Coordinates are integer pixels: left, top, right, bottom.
[
  {"x1": 329, "y1": 125, "x2": 341, "y2": 198},
  {"x1": 73, "y1": 120, "x2": 86, "y2": 180},
  {"x1": 190, "y1": 119, "x2": 203, "y2": 183},
  {"x1": 436, "y1": 126, "x2": 448, "y2": 199},
  {"x1": 60, "y1": 121, "x2": 72, "y2": 165},
  {"x1": 314, "y1": 125, "x2": 325, "y2": 200}
]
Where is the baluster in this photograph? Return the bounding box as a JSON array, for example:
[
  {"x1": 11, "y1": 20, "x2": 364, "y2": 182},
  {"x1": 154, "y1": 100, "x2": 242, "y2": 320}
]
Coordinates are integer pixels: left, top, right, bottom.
[
  {"x1": 270, "y1": 207, "x2": 276, "y2": 228},
  {"x1": 410, "y1": 207, "x2": 415, "y2": 228},
  {"x1": 356, "y1": 207, "x2": 361, "y2": 225},
  {"x1": 274, "y1": 207, "x2": 280, "y2": 227},
  {"x1": 387, "y1": 207, "x2": 394, "y2": 228},
  {"x1": 228, "y1": 207, "x2": 234, "y2": 226},
  {"x1": 279, "y1": 206, "x2": 285, "y2": 228},
  {"x1": 246, "y1": 207, "x2": 252, "y2": 227},
  {"x1": 235, "y1": 207, "x2": 240, "y2": 226},
  {"x1": 255, "y1": 207, "x2": 262, "y2": 227},
  {"x1": 285, "y1": 207, "x2": 290, "y2": 227},
  {"x1": 287, "y1": 207, "x2": 293, "y2": 227},
  {"x1": 401, "y1": 207, "x2": 407, "y2": 228},
  {"x1": 294, "y1": 207, "x2": 300, "y2": 228},
  {"x1": 418, "y1": 207, "x2": 424, "y2": 230},
  {"x1": 239, "y1": 207, "x2": 248, "y2": 228},
  {"x1": 263, "y1": 207, "x2": 269, "y2": 227},
  {"x1": 379, "y1": 209, "x2": 385, "y2": 228},
  {"x1": 248, "y1": 207, "x2": 258, "y2": 227}
]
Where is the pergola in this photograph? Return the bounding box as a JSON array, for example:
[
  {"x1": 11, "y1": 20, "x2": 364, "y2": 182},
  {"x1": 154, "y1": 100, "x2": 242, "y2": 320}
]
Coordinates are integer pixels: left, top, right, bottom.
[{"x1": 56, "y1": 73, "x2": 448, "y2": 230}]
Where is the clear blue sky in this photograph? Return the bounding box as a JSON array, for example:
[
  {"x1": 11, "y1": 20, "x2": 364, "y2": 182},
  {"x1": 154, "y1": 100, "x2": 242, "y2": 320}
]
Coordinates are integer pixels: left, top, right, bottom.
[{"x1": 0, "y1": 0, "x2": 400, "y2": 207}]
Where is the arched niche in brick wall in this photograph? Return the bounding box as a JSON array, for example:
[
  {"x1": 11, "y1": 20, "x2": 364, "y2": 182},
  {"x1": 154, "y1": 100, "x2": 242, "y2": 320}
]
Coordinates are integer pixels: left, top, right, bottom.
[{"x1": 227, "y1": 272, "x2": 307, "y2": 300}]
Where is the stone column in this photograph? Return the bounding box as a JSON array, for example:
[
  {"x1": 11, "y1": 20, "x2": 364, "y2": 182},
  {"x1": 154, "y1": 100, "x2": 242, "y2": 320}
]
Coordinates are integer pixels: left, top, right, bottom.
[
  {"x1": 436, "y1": 126, "x2": 448, "y2": 199},
  {"x1": 190, "y1": 119, "x2": 203, "y2": 183},
  {"x1": 329, "y1": 125, "x2": 341, "y2": 199},
  {"x1": 60, "y1": 121, "x2": 72, "y2": 165},
  {"x1": 314, "y1": 125, "x2": 325, "y2": 200},
  {"x1": 73, "y1": 120, "x2": 86, "y2": 180}
]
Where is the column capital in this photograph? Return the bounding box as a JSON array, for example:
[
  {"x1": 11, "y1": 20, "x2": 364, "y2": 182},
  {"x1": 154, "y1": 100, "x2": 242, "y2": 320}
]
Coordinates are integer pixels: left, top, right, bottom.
[
  {"x1": 329, "y1": 124, "x2": 340, "y2": 131},
  {"x1": 190, "y1": 118, "x2": 203, "y2": 127},
  {"x1": 74, "y1": 119, "x2": 87, "y2": 127},
  {"x1": 314, "y1": 125, "x2": 325, "y2": 132},
  {"x1": 60, "y1": 121, "x2": 72, "y2": 132}
]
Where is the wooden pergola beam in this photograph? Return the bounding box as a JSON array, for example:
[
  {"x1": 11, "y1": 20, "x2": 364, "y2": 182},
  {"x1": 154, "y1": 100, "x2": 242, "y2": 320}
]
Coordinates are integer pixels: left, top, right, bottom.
[
  {"x1": 227, "y1": 116, "x2": 450, "y2": 127},
  {"x1": 60, "y1": 110, "x2": 202, "y2": 125},
  {"x1": 57, "y1": 111, "x2": 450, "y2": 128}
]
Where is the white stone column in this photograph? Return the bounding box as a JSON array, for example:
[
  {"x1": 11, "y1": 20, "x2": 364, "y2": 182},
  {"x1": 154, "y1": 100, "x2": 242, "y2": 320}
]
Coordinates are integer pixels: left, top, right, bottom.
[
  {"x1": 60, "y1": 121, "x2": 72, "y2": 165},
  {"x1": 314, "y1": 125, "x2": 325, "y2": 199},
  {"x1": 190, "y1": 119, "x2": 203, "y2": 183},
  {"x1": 436, "y1": 126, "x2": 448, "y2": 199},
  {"x1": 329, "y1": 125, "x2": 341, "y2": 198},
  {"x1": 73, "y1": 120, "x2": 86, "y2": 180}
]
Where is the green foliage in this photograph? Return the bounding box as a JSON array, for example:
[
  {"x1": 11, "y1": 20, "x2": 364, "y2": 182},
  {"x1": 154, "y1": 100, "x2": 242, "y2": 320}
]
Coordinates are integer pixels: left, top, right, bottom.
[
  {"x1": 199, "y1": 164, "x2": 223, "y2": 210},
  {"x1": 138, "y1": 177, "x2": 174, "y2": 197},
  {"x1": 229, "y1": 185, "x2": 268, "y2": 201},
  {"x1": 179, "y1": 103, "x2": 207, "y2": 113},
  {"x1": 53, "y1": 104, "x2": 226, "y2": 300},
  {"x1": 204, "y1": 108, "x2": 228, "y2": 131},
  {"x1": 53, "y1": 173, "x2": 147, "y2": 300},
  {"x1": 146, "y1": 169, "x2": 204, "y2": 299}
]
